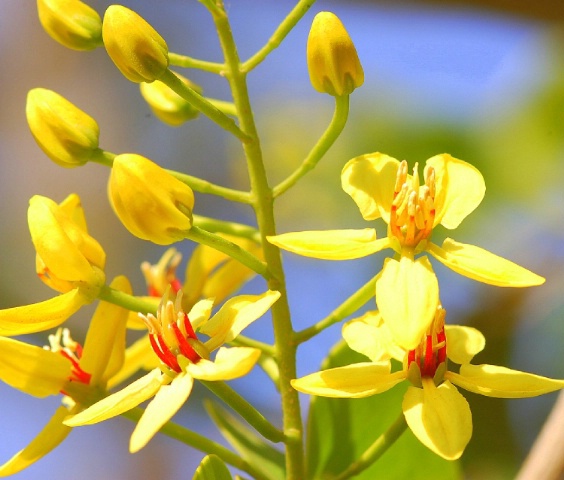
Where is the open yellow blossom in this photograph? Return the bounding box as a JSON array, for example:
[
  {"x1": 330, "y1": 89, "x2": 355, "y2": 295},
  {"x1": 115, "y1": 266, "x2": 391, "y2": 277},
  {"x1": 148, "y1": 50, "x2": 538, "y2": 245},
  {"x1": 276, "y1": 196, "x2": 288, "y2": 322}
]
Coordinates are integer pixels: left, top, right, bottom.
[
  {"x1": 268, "y1": 153, "x2": 544, "y2": 349},
  {"x1": 292, "y1": 307, "x2": 564, "y2": 460},
  {"x1": 65, "y1": 289, "x2": 280, "y2": 453},
  {"x1": 0, "y1": 194, "x2": 105, "y2": 335},
  {"x1": 0, "y1": 276, "x2": 131, "y2": 476}
]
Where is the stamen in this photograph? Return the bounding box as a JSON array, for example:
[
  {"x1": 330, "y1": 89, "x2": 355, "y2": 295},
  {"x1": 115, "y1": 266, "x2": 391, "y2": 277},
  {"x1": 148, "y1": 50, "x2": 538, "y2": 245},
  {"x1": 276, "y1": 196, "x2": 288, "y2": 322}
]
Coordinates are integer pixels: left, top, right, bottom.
[{"x1": 172, "y1": 323, "x2": 201, "y2": 363}]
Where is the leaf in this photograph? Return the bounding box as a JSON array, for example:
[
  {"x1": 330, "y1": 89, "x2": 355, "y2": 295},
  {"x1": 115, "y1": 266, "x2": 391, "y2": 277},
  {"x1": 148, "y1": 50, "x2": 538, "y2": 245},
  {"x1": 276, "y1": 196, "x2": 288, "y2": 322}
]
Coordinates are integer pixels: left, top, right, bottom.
[
  {"x1": 305, "y1": 340, "x2": 462, "y2": 479},
  {"x1": 192, "y1": 454, "x2": 233, "y2": 480},
  {"x1": 205, "y1": 401, "x2": 285, "y2": 480}
]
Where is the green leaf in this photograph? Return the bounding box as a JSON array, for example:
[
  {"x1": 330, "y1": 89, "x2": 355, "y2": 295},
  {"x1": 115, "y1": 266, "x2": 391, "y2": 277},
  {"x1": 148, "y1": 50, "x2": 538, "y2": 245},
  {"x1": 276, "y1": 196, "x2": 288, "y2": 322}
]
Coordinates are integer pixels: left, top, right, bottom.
[
  {"x1": 192, "y1": 454, "x2": 233, "y2": 480},
  {"x1": 205, "y1": 400, "x2": 286, "y2": 480},
  {"x1": 305, "y1": 340, "x2": 462, "y2": 479}
]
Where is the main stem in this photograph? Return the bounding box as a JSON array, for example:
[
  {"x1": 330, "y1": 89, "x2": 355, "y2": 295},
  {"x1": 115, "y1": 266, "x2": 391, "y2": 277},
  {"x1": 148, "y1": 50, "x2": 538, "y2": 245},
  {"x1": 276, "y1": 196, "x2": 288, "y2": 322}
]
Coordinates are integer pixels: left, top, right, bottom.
[{"x1": 212, "y1": 4, "x2": 305, "y2": 478}]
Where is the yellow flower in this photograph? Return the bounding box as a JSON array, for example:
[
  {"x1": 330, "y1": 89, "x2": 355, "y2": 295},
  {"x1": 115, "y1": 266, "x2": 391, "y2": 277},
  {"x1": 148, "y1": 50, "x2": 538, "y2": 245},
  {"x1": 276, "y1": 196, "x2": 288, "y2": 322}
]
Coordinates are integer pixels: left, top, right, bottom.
[
  {"x1": 0, "y1": 194, "x2": 105, "y2": 335},
  {"x1": 108, "y1": 153, "x2": 195, "y2": 245},
  {"x1": 26, "y1": 88, "x2": 101, "y2": 168},
  {"x1": 0, "y1": 276, "x2": 131, "y2": 476},
  {"x1": 139, "y1": 71, "x2": 202, "y2": 126},
  {"x1": 307, "y1": 12, "x2": 364, "y2": 96},
  {"x1": 65, "y1": 289, "x2": 280, "y2": 452},
  {"x1": 102, "y1": 5, "x2": 169, "y2": 83},
  {"x1": 37, "y1": 0, "x2": 102, "y2": 51},
  {"x1": 292, "y1": 307, "x2": 564, "y2": 460},
  {"x1": 268, "y1": 153, "x2": 544, "y2": 349}
]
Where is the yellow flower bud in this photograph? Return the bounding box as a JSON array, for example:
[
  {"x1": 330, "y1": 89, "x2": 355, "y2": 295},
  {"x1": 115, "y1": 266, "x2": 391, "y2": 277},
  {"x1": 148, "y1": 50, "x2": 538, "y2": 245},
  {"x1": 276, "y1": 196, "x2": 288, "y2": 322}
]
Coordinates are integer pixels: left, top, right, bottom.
[
  {"x1": 307, "y1": 12, "x2": 364, "y2": 96},
  {"x1": 109, "y1": 154, "x2": 195, "y2": 245},
  {"x1": 102, "y1": 5, "x2": 169, "y2": 83},
  {"x1": 26, "y1": 88, "x2": 100, "y2": 168},
  {"x1": 37, "y1": 0, "x2": 102, "y2": 51},
  {"x1": 139, "y1": 71, "x2": 201, "y2": 126}
]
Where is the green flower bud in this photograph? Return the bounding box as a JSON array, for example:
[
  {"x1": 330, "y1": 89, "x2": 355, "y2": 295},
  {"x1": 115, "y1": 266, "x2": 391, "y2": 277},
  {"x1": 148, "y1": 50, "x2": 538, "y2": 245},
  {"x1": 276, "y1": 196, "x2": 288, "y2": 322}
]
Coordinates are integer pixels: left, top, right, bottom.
[
  {"x1": 102, "y1": 5, "x2": 169, "y2": 83},
  {"x1": 109, "y1": 154, "x2": 195, "y2": 245},
  {"x1": 37, "y1": 0, "x2": 103, "y2": 51},
  {"x1": 26, "y1": 88, "x2": 100, "y2": 168},
  {"x1": 307, "y1": 12, "x2": 364, "y2": 96},
  {"x1": 139, "y1": 71, "x2": 202, "y2": 126}
]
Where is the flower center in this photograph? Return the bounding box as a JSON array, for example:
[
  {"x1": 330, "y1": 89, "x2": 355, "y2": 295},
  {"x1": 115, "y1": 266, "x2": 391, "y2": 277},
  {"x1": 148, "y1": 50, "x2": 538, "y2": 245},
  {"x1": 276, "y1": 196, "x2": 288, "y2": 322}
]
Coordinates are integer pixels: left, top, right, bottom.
[
  {"x1": 407, "y1": 307, "x2": 447, "y2": 383},
  {"x1": 46, "y1": 327, "x2": 91, "y2": 392},
  {"x1": 389, "y1": 160, "x2": 436, "y2": 249},
  {"x1": 141, "y1": 247, "x2": 183, "y2": 298},
  {"x1": 141, "y1": 291, "x2": 209, "y2": 373}
]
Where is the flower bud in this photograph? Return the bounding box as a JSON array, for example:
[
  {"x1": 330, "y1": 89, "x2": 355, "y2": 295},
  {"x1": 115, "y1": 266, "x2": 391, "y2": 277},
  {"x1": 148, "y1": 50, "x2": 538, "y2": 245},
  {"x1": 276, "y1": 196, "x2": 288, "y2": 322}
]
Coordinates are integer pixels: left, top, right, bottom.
[
  {"x1": 102, "y1": 5, "x2": 169, "y2": 83},
  {"x1": 109, "y1": 154, "x2": 195, "y2": 245},
  {"x1": 307, "y1": 12, "x2": 364, "y2": 96},
  {"x1": 139, "y1": 71, "x2": 201, "y2": 126},
  {"x1": 37, "y1": 0, "x2": 103, "y2": 51},
  {"x1": 26, "y1": 88, "x2": 100, "y2": 168}
]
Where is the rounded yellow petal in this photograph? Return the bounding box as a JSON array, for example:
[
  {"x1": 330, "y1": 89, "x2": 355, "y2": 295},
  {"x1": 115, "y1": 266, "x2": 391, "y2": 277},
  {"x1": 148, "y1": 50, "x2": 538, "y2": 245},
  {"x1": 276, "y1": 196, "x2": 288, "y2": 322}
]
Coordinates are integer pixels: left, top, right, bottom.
[
  {"x1": 403, "y1": 380, "x2": 472, "y2": 460},
  {"x1": 103, "y1": 5, "x2": 169, "y2": 83},
  {"x1": 426, "y1": 154, "x2": 485, "y2": 229},
  {"x1": 0, "y1": 406, "x2": 72, "y2": 476},
  {"x1": 291, "y1": 362, "x2": 403, "y2": 398},
  {"x1": 376, "y1": 256, "x2": 439, "y2": 350},
  {"x1": 448, "y1": 364, "x2": 564, "y2": 398},
  {"x1": 267, "y1": 229, "x2": 389, "y2": 260},
  {"x1": 26, "y1": 88, "x2": 100, "y2": 167},
  {"x1": 307, "y1": 12, "x2": 364, "y2": 96},
  {"x1": 108, "y1": 154, "x2": 194, "y2": 245},
  {"x1": 444, "y1": 325, "x2": 485, "y2": 365},
  {"x1": 130, "y1": 372, "x2": 193, "y2": 453},
  {"x1": 0, "y1": 337, "x2": 71, "y2": 397},
  {"x1": 37, "y1": 0, "x2": 102, "y2": 51},
  {"x1": 341, "y1": 153, "x2": 400, "y2": 223},
  {"x1": 185, "y1": 347, "x2": 260, "y2": 381},
  {"x1": 428, "y1": 239, "x2": 545, "y2": 287}
]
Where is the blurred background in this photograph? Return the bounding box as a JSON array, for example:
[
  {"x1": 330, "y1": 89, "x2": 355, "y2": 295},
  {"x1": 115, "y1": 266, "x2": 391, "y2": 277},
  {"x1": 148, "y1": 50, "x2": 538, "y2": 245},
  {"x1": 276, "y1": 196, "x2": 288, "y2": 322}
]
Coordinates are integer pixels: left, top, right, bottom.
[{"x1": 1, "y1": 0, "x2": 563, "y2": 478}]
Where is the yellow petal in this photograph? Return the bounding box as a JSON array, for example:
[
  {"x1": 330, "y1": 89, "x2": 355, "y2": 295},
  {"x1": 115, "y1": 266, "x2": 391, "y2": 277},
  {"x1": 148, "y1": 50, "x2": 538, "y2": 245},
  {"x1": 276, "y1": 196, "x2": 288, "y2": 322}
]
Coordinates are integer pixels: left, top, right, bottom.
[
  {"x1": 291, "y1": 362, "x2": 404, "y2": 398},
  {"x1": 341, "y1": 153, "x2": 400, "y2": 223},
  {"x1": 80, "y1": 276, "x2": 131, "y2": 385},
  {"x1": 447, "y1": 364, "x2": 564, "y2": 398},
  {"x1": 267, "y1": 229, "x2": 390, "y2": 260},
  {"x1": 130, "y1": 372, "x2": 193, "y2": 453},
  {"x1": 0, "y1": 337, "x2": 71, "y2": 397},
  {"x1": 376, "y1": 256, "x2": 439, "y2": 350},
  {"x1": 185, "y1": 347, "x2": 260, "y2": 381},
  {"x1": 444, "y1": 326, "x2": 485, "y2": 365},
  {"x1": 187, "y1": 298, "x2": 215, "y2": 331},
  {"x1": 0, "y1": 289, "x2": 87, "y2": 336},
  {"x1": 342, "y1": 311, "x2": 405, "y2": 362},
  {"x1": 403, "y1": 379, "x2": 472, "y2": 460},
  {"x1": 65, "y1": 368, "x2": 164, "y2": 426},
  {"x1": 200, "y1": 291, "x2": 280, "y2": 351},
  {"x1": 0, "y1": 406, "x2": 72, "y2": 476},
  {"x1": 426, "y1": 154, "x2": 485, "y2": 229},
  {"x1": 428, "y1": 239, "x2": 545, "y2": 287},
  {"x1": 107, "y1": 334, "x2": 159, "y2": 389}
]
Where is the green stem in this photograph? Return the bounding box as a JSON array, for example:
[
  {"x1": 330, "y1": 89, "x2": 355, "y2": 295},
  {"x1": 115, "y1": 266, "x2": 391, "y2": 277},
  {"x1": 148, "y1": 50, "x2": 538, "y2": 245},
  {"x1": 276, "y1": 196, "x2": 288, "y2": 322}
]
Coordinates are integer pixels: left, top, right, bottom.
[
  {"x1": 192, "y1": 214, "x2": 260, "y2": 242},
  {"x1": 273, "y1": 94, "x2": 349, "y2": 197},
  {"x1": 333, "y1": 413, "x2": 408, "y2": 480},
  {"x1": 90, "y1": 149, "x2": 115, "y2": 167},
  {"x1": 207, "y1": 98, "x2": 238, "y2": 117},
  {"x1": 231, "y1": 334, "x2": 275, "y2": 356},
  {"x1": 98, "y1": 284, "x2": 157, "y2": 315},
  {"x1": 159, "y1": 69, "x2": 251, "y2": 143},
  {"x1": 121, "y1": 407, "x2": 269, "y2": 480},
  {"x1": 200, "y1": 380, "x2": 285, "y2": 443},
  {"x1": 168, "y1": 52, "x2": 225, "y2": 74},
  {"x1": 185, "y1": 226, "x2": 270, "y2": 279},
  {"x1": 212, "y1": 4, "x2": 305, "y2": 477},
  {"x1": 242, "y1": 0, "x2": 317, "y2": 72},
  {"x1": 295, "y1": 274, "x2": 377, "y2": 344}
]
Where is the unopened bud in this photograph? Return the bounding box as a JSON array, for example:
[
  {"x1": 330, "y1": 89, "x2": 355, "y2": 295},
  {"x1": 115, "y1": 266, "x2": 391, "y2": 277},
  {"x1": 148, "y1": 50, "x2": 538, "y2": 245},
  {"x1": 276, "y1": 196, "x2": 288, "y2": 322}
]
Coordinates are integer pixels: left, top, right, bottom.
[
  {"x1": 37, "y1": 0, "x2": 102, "y2": 51},
  {"x1": 109, "y1": 154, "x2": 195, "y2": 245},
  {"x1": 26, "y1": 88, "x2": 100, "y2": 168},
  {"x1": 102, "y1": 5, "x2": 169, "y2": 83},
  {"x1": 307, "y1": 12, "x2": 364, "y2": 96},
  {"x1": 139, "y1": 71, "x2": 201, "y2": 126}
]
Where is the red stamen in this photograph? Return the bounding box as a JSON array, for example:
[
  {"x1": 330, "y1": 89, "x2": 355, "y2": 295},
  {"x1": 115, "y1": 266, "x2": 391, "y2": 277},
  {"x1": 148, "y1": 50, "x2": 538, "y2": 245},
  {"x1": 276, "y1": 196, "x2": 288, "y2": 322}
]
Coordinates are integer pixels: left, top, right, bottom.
[
  {"x1": 182, "y1": 313, "x2": 197, "y2": 339},
  {"x1": 152, "y1": 334, "x2": 181, "y2": 372},
  {"x1": 422, "y1": 334, "x2": 434, "y2": 377},
  {"x1": 407, "y1": 349, "x2": 416, "y2": 367},
  {"x1": 170, "y1": 278, "x2": 182, "y2": 293},
  {"x1": 172, "y1": 323, "x2": 201, "y2": 363},
  {"x1": 148, "y1": 286, "x2": 160, "y2": 297}
]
